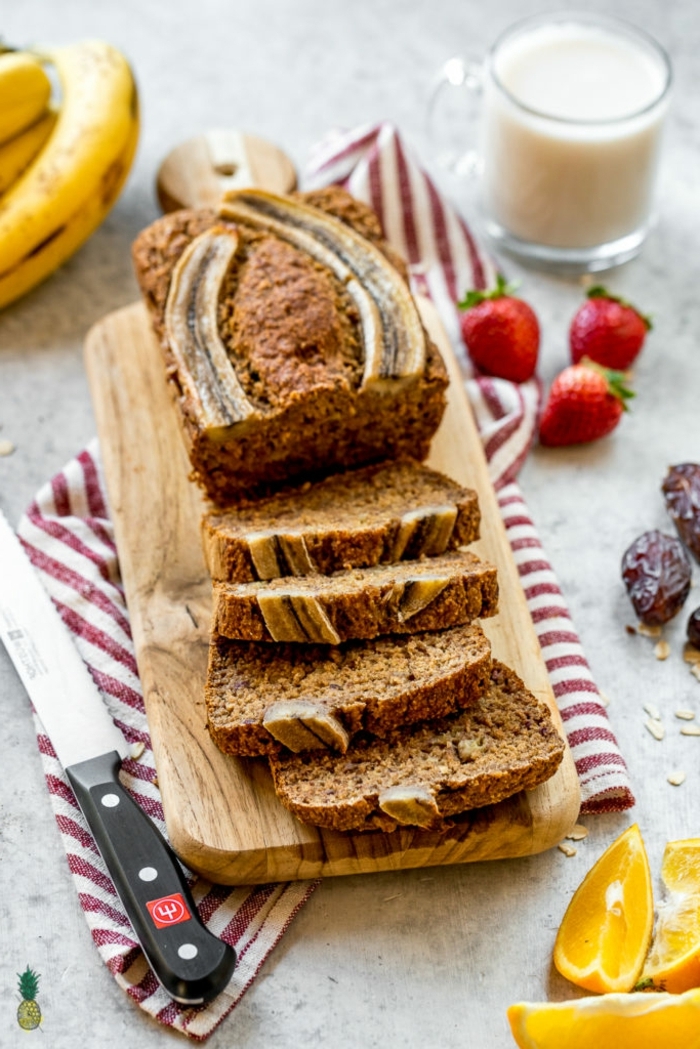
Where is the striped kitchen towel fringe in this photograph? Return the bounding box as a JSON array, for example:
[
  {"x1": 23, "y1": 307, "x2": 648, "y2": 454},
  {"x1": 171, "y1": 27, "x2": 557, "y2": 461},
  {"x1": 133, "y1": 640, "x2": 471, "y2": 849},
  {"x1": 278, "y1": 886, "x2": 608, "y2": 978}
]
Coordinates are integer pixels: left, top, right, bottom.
[{"x1": 306, "y1": 121, "x2": 634, "y2": 813}]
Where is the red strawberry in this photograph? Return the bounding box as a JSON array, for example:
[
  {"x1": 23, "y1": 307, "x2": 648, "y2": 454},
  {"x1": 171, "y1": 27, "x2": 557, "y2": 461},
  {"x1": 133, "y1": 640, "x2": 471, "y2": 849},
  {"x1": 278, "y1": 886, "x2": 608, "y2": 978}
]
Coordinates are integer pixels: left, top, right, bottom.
[
  {"x1": 539, "y1": 359, "x2": 634, "y2": 447},
  {"x1": 458, "y1": 274, "x2": 539, "y2": 383},
  {"x1": 569, "y1": 285, "x2": 652, "y2": 370}
]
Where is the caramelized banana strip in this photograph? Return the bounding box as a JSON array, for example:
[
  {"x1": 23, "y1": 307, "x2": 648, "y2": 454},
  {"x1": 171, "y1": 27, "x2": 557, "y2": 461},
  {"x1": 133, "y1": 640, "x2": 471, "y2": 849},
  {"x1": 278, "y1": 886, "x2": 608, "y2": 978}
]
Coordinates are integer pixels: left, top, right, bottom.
[
  {"x1": 397, "y1": 577, "x2": 450, "y2": 622},
  {"x1": 257, "y1": 592, "x2": 341, "y2": 644},
  {"x1": 247, "y1": 531, "x2": 316, "y2": 580},
  {"x1": 392, "y1": 505, "x2": 459, "y2": 561},
  {"x1": 263, "y1": 701, "x2": 350, "y2": 753},
  {"x1": 378, "y1": 784, "x2": 440, "y2": 828},
  {"x1": 164, "y1": 229, "x2": 255, "y2": 429}
]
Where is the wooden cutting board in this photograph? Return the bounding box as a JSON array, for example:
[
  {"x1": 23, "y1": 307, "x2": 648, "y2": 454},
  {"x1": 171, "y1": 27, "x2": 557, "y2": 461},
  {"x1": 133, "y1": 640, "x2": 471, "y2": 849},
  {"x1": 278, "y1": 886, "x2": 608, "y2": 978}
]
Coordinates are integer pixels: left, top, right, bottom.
[{"x1": 84, "y1": 299, "x2": 581, "y2": 885}]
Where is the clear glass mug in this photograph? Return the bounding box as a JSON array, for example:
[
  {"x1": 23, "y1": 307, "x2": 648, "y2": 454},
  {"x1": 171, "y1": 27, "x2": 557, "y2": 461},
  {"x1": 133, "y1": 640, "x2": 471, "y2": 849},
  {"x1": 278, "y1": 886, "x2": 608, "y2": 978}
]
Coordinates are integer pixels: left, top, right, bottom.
[{"x1": 427, "y1": 12, "x2": 672, "y2": 272}]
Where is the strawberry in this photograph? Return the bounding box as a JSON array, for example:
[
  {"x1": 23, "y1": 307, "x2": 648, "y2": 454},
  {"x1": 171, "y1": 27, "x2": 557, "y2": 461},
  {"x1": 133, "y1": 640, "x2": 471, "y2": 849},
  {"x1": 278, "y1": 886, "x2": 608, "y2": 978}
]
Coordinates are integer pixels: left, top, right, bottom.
[
  {"x1": 569, "y1": 285, "x2": 652, "y2": 370},
  {"x1": 458, "y1": 274, "x2": 539, "y2": 383},
  {"x1": 539, "y1": 359, "x2": 634, "y2": 447}
]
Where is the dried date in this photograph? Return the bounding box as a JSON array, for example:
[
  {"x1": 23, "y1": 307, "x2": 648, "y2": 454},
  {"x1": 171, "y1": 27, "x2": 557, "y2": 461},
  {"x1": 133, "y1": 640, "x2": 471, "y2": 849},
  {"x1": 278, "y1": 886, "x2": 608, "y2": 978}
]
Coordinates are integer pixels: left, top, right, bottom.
[
  {"x1": 662, "y1": 463, "x2": 700, "y2": 564},
  {"x1": 621, "y1": 529, "x2": 691, "y2": 626},
  {"x1": 688, "y1": 607, "x2": 700, "y2": 649}
]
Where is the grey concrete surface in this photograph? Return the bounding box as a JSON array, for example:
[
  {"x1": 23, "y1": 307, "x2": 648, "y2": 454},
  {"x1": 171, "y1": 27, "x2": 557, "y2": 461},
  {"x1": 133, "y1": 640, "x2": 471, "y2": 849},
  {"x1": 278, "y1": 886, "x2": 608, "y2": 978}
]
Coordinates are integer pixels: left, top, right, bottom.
[{"x1": 1, "y1": 1, "x2": 699, "y2": 1046}]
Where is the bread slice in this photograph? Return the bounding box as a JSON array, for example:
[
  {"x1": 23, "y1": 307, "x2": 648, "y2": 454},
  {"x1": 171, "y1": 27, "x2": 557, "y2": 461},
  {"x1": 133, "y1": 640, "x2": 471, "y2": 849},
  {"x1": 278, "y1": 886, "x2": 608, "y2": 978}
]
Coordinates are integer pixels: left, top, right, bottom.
[
  {"x1": 131, "y1": 186, "x2": 448, "y2": 504},
  {"x1": 269, "y1": 662, "x2": 565, "y2": 832},
  {"x1": 206, "y1": 622, "x2": 491, "y2": 757},
  {"x1": 202, "y1": 460, "x2": 480, "y2": 584},
  {"x1": 211, "y1": 549, "x2": 498, "y2": 644}
]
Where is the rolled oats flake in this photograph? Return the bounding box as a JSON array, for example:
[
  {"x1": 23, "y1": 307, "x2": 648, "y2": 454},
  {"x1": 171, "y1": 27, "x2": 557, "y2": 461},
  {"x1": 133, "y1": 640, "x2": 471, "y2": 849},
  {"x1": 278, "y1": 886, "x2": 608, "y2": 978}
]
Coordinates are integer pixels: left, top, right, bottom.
[{"x1": 645, "y1": 718, "x2": 665, "y2": 741}]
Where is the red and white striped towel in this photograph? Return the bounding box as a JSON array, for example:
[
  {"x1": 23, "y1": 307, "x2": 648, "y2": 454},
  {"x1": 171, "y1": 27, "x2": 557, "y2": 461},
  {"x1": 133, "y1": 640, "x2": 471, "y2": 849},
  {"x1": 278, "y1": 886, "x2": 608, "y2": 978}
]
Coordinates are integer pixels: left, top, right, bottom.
[
  {"x1": 15, "y1": 120, "x2": 633, "y2": 1042},
  {"x1": 18, "y1": 447, "x2": 317, "y2": 1041},
  {"x1": 307, "y1": 122, "x2": 633, "y2": 812}
]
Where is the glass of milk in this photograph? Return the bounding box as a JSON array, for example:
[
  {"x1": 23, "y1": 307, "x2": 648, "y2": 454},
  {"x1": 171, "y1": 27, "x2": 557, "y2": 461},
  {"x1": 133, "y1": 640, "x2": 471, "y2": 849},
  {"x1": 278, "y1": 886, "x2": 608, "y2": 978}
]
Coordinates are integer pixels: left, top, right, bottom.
[{"x1": 430, "y1": 13, "x2": 672, "y2": 271}]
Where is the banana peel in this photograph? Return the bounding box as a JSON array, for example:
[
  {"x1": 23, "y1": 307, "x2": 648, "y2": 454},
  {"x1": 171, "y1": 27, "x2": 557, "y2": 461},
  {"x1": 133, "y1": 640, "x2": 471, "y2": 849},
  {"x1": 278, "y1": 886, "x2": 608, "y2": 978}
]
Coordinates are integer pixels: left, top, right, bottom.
[
  {"x1": 0, "y1": 40, "x2": 139, "y2": 310},
  {"x1": 0, "y1": 106, "x2": 58, "y2": 194},
  {"x1": 0, "y1": 51, "x2": 52, "y2": 144}
]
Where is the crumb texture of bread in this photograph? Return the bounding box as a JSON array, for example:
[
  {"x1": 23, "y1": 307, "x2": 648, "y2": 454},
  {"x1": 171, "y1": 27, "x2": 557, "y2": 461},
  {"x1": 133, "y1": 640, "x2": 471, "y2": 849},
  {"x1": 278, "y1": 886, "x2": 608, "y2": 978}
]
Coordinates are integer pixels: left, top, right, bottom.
[
  {"x1": 131, "y1": 188, "x2": 447, "y2": 503},
  {"x1": 205, "y1": 622, "x2": 492, "y2": 756},
  {"x1": 211, "y1": 549, "x2": 498, "y2": 644},
  {"x1": 269, "y1": 662, "x2": 565, "y2": 832},
  {"x1": 202, "y1": 459, "x2": 481, "y2": 583}
]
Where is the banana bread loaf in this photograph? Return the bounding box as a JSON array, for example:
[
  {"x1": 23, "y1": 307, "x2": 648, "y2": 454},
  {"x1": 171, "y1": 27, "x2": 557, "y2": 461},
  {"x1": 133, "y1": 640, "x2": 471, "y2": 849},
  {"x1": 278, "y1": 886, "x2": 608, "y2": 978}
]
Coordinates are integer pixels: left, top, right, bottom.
[
  {"x1": 211, "y1": 549, "x2": 498, "y2": 644},
  {"x1": 203, "y1": 459, "x2": 480, "y2": 583},
  {"x1": 205, "y1": 622, "x2": 491, "y2": 757},
  {"x1": 269, "y1": 662, "x2": 565, "y2": 832},
  {"x1": 132, "y1": 186, "x2": 448, "y2": 503}
]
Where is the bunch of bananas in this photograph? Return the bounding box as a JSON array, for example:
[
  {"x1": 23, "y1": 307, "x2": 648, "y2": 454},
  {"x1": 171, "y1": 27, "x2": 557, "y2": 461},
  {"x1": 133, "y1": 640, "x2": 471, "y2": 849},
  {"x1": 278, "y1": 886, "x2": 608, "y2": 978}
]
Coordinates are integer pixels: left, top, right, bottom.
[{"x1": 0, "y1": 41, "x2": 139, "y2": 310}]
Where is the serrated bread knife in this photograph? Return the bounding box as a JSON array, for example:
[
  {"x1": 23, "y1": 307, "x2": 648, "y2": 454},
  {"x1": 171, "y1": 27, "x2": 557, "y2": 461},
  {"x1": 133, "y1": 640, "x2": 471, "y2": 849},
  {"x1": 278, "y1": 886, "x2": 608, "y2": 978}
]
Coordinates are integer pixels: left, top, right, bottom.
[{"x1": 0, "y1": 509, "x2": 235, "y2": 1005}]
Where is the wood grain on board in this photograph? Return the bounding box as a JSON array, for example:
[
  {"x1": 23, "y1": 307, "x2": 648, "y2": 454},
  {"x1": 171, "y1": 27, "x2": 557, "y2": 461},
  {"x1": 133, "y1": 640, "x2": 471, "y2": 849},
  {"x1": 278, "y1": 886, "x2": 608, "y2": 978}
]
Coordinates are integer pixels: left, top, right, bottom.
[{"x1": 84, "y1": 298, "x2": 580, "y2": 885}]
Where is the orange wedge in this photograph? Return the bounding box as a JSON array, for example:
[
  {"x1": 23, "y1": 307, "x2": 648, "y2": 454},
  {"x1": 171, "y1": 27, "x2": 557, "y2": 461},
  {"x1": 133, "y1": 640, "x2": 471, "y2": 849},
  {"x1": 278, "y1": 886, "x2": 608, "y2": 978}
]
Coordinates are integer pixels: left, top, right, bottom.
[
  {"x1": 553, "y1": 824, "x2": 653, "y2": 993},
  {"x1": 507, "y1": 990, "x2": 700, "y2": 1049},
  {"x1": 641, "y1": 838, "x2": 700, "y2": 992}
]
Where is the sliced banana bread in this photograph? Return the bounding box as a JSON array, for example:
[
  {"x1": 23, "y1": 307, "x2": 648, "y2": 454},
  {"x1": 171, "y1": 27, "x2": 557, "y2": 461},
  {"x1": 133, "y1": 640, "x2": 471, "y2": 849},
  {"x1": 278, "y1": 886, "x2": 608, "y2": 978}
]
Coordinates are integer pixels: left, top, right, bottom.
[
  {"x1": 269, "y1": 662, "x2": 565, "y2": 833},
  {"x1": 211, "y1": 549, "x2": 498, "y2": 644},
  {"x1": 206, "y1": 622, "x2": 491, "y2": 757},
  {"x1": 131, "y1": 186, "x2": 448, "y2": 504},
  {"x1": 203, "y1": 460, "x2": 480, "y2": 584}
]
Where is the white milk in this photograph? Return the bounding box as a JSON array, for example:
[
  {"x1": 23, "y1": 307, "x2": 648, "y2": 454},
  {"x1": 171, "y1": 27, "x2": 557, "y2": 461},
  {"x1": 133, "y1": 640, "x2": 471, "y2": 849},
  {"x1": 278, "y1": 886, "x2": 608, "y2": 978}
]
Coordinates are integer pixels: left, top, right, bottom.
[{"x1": 481, "y1": 20, "x2": 670, "y2": 249}]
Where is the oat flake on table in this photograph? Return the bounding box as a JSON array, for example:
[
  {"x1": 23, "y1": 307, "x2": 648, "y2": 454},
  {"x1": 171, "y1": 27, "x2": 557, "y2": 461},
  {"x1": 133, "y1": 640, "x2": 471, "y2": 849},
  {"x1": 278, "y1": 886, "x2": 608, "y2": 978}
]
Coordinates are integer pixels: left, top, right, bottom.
[{"x1": 645, "y1": 719, "x2": 665, "y2": 741}]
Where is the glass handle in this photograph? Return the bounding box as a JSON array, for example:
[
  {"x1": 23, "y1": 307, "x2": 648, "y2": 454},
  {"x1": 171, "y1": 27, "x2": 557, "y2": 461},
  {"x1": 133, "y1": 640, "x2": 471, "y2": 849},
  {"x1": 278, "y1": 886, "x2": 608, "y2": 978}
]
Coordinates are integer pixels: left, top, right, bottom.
[{"x1": 426, "y1": 56, "x2": 484, "y2": 176}]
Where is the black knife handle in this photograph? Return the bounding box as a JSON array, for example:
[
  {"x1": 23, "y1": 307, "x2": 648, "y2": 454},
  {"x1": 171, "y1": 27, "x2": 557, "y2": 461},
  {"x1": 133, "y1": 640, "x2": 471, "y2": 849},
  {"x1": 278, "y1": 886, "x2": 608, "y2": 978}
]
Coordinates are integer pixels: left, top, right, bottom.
[{"x1": 66, "y1": 751, "x2": 236, "y2": 1005}]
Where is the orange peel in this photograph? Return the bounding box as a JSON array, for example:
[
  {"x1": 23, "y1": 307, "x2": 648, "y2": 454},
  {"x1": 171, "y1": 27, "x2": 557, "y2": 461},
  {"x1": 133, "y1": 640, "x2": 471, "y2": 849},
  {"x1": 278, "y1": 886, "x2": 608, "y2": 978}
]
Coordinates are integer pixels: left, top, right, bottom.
[
  {"x1": 507, "y1": 990, "x2": 700, "y2": 1049},
  {"x1": 641, "y1": 837, "x2": 700, "y2": 992},
  {"x1": 553, "y1": 823, "x2": 653, "y2": 993}
]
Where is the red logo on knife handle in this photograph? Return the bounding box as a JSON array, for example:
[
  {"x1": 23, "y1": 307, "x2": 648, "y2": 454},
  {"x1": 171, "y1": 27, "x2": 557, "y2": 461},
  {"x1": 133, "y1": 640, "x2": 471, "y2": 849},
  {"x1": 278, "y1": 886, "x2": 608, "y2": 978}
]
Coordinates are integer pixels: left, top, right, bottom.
[{"x1": 146, "y1": 893, "x2": 191, "y2": 928}]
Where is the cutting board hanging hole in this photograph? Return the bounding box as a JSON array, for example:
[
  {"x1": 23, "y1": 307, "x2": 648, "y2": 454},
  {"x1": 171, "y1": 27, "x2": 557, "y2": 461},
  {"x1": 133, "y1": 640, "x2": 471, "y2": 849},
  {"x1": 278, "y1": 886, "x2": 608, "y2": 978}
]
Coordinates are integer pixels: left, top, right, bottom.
[{"x1": 156, "y1": 130, "x2": 297, "y2": 213}]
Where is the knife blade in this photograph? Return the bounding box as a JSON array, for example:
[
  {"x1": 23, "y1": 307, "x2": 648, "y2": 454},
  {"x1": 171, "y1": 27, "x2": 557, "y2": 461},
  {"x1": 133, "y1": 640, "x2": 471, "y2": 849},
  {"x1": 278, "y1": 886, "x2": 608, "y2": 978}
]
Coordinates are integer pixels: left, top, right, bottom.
[{"x1": 0, "y1": 508, "x2": 236, "y2": 1006}]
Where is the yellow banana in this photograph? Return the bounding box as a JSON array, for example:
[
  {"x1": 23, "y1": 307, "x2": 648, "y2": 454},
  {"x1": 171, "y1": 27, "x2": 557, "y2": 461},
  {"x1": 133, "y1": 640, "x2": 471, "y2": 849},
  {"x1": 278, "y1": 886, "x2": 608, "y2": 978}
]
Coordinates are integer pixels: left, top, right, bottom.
[
  {"x1": 0, "y1": 51, "x2": 52, "y2": 144},
  {"x1": 0, "y1": 40, "x2": 139, "y2": 310},
  {"x1": 0, "y1": 106, "x2": 58, "y2": 195}
]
